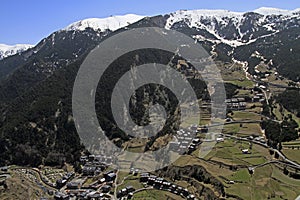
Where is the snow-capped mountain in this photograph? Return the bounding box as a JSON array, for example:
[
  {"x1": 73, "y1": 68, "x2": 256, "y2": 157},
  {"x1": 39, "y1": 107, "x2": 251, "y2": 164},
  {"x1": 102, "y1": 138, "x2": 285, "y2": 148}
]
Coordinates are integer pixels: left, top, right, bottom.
[
  {"x1": 0, "y1": 44, "x2": 33, "y2": 60},
  {"x1": 165, "y1": 7, "x2": 300, "y2": 47},
  {"x1": 161, "y1": 7, "x2": 300, "y2": 80},
  {"x1": 0, "y1": 14, "x2": 144, "y2": 80},
  {"x1": 253, "y1": 7, "x2": 300, "y2": 15},
  {"x1": 1, "y1": 7, "x2": 299, "y2": 80},
  {"x1": 64, "y1": 14, "x2": 145, "y2": 31},
  {"x1": 1, "y1": 7, "x2": 300, "y2": 82},
  {"x1": 57, "y1": 8, "x2": 300, "y2": 49}
]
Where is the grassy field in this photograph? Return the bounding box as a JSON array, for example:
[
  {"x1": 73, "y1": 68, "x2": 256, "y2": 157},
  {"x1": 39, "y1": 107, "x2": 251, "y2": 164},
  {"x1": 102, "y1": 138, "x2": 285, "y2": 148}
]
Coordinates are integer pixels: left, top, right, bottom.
[
  {"x1": 236, "y1": 123, "x2": 262, "y2": 137},
  {"x1": 223, "y1": 124, "x2": 240, "y2": 134},
  {"x1": 228, "y1": 80, "x2": 254, "y2": 88},
  {"x1": 236, "y1": 89, "x2": 252, "y2": 96},
  {"x1": 173, "y1": 150, "x2": 300, "y2": 200},
  {"x1": 116, "y1": 171, "x2": 145, "y2": 192},
  {"x1": 223, "y1": 121, "x2": 262, "y2": 137},
  {"x1": 271, "y1": 167, "x2": 300, "y2": 186},
  {"x1": 282, "y1": 149, "x2": 300, "y2": 164},
  {"x1": 282, "y1": 140, "x2": 300, "y2": 146},
  {"x1": 204, "y1": 139, "x2": 267, "y2": 166},
  {"x1": 217, "y1": 61, "x2": 253, "y2": 90},
  {"x1": 173, "y1": 155, "x2": 234, "y2": 178},
  {"x1": 133, "y1": 189, "x2": 185, "y2": 200},
  {"x1": 271, "y1": 103, "x2": 300, "y2": 164},
  {"x1": 225, "y1": 165, "x2": 300, "y2": 200},
  {"x1": 227, "y1": 168, "x2": 251, "y2": 183},
  {"x1": 246, "y1": 103, "x2": 263, "y2": 113},
  {"x1": 117, "y1": 178, "x2": 144, "y2": 191},
  {"x1": 219, "y1": 62, "x2": 248, "y2": 82},
  {"x1": 116, "y1": 171, "x2": 130, "y2": 184},
  {"x1": 224, "y1": 111, "x2": 262, "y2": 136},
  {"x1": 231, "y1": 111, "x2": 261, "y2": 121},
  {"x1": 181, "y1": 116, "x2": 200, "y2": 128}
]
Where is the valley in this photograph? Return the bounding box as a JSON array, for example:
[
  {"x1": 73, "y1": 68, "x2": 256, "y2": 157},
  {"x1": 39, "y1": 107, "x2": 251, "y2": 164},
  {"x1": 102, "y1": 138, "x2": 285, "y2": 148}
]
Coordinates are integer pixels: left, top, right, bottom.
[{"x1": 0, "y1": 7, "x2": 300, "y2": 200}]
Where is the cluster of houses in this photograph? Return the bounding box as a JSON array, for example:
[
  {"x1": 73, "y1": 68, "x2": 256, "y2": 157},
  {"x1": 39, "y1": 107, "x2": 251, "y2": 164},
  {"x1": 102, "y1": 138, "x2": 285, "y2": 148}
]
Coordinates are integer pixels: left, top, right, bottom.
[
  {"x1": 197, "y1": 126, "x2": 208, "y2": 133},
  {"x1": 116, "y1": 185, "x2": 135, "y2": 199},
  {"x1": 55, "y1": 170, "x2": 116, "y2": 200},
  {"x1": 80, "y1": 155, "x2": 113, "y2": 166},
  {"x1": 253, "y1": 66, "x2": 274, "y2": 80},
  {"x1": 54, "y1": 192, "x2": 70, "y2": 200},
  {"x1": 115, "y1": 168, "x2": 140, "y2": 199},
  {"x1": 54, "y1": 190, "x2": 111, "y2": 200},
  {"x1": 53, "y1": 154, "x2": 117, "y2": 200},
  {"x1": 129, "y1": 168, "x2": 139, "y2": 176},
  {"x1": 56, "y1": 172, "x2": 75, "y2": 188},
  {"x1": 80, "y1": 155, "x2": 110, "y2": 176},
  {"x1": 225, "y1": 83, "x2": 267, "y2": 111},
  {"x1": 169, "y1": 128, "x2": 201, "y2": 154},
  {"x1": 252, "y1": 84, "x2": 266, "y2": 102},
  {"x1": 226, "y1": 98, "x2": 247, "y2": 111},
  {"x1": 139, "y1": 173, "x2": 196, "y2": 200},
  {"x1": 253, "y1": 93, "x2": 265, "y2": 103}
]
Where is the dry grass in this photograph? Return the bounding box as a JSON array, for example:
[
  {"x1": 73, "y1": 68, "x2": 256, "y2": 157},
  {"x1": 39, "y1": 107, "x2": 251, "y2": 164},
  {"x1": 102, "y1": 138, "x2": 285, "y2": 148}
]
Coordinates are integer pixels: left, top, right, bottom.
[
  {"x1": 282, "y1": 149, "x2": 300, "y2": 164},
  {"x1": 237, "y1": 123, "x2": 262, "y2": 136},
  {"x1": 0, "y1": 172, "x2": 51, "y2": 200},
  {"x1": 232, "y1": 111, "x2": 261, "y2": 121}
]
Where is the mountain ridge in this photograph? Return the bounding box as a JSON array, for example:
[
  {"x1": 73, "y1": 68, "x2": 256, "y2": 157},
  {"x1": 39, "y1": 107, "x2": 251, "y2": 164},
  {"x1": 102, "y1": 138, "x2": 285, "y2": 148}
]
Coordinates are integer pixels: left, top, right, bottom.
[
  {"x1": 1, "y1": 7, "x2": 299, "y2": 54},
  {"x1": 0, "y1": 44, "x2": 33, "y2": 60},
  {"x1": 63, "y1": 14, "x2": 145, "y2": 31},
  {"x1": 58, "y1": 7, "x2": 300, "y2": 35}
]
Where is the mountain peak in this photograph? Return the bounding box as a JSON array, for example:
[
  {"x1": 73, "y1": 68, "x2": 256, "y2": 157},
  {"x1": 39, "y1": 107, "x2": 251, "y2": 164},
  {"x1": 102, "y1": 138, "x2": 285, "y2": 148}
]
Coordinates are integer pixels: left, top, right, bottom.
[
  {"x1": 64, "y1": 14, "x2": 145, "y2": 32},
  {"x1": 253, "y1": 7, "x2": 299, "y2": 15},
  {"x1": 170, "y1": 9, "x2": 243, "y2": 17},
  {"x1": 0, "y1": 43, "x2": 33, "y2": 60},
  {"x1": 165, "y1": 9, "x2": 244, "y2": 30}
]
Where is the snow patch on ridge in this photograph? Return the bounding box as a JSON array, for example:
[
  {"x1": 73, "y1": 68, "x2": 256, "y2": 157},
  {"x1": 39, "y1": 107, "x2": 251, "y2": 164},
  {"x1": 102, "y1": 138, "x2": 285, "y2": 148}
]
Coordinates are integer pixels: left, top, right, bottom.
[
  {"x1": 165, "y1": 9, "x2": 243, "y2": 30},
  {"x1": 253, "y1": 7, "x2": 300, "y2": 16},
  {"x1": 64, "y1": 14, "x2": 145, "y2": 31},
  {"x1": 0, "y1": 44, "x2": 33, "y2": 59}
]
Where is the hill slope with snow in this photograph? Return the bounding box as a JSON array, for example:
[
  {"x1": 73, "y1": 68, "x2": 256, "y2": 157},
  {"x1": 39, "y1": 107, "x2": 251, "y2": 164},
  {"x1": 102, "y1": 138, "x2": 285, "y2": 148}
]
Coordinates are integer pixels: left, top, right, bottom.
[
  {"x1": 0, "y1": 44, "x2": 33, "y2": 60},
  {"x1": 64, "y1": 14, "x2": 145, "y2": 31},
  {"x1": 165, "y1": 7, "x2": 300, "y2": 47}
]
